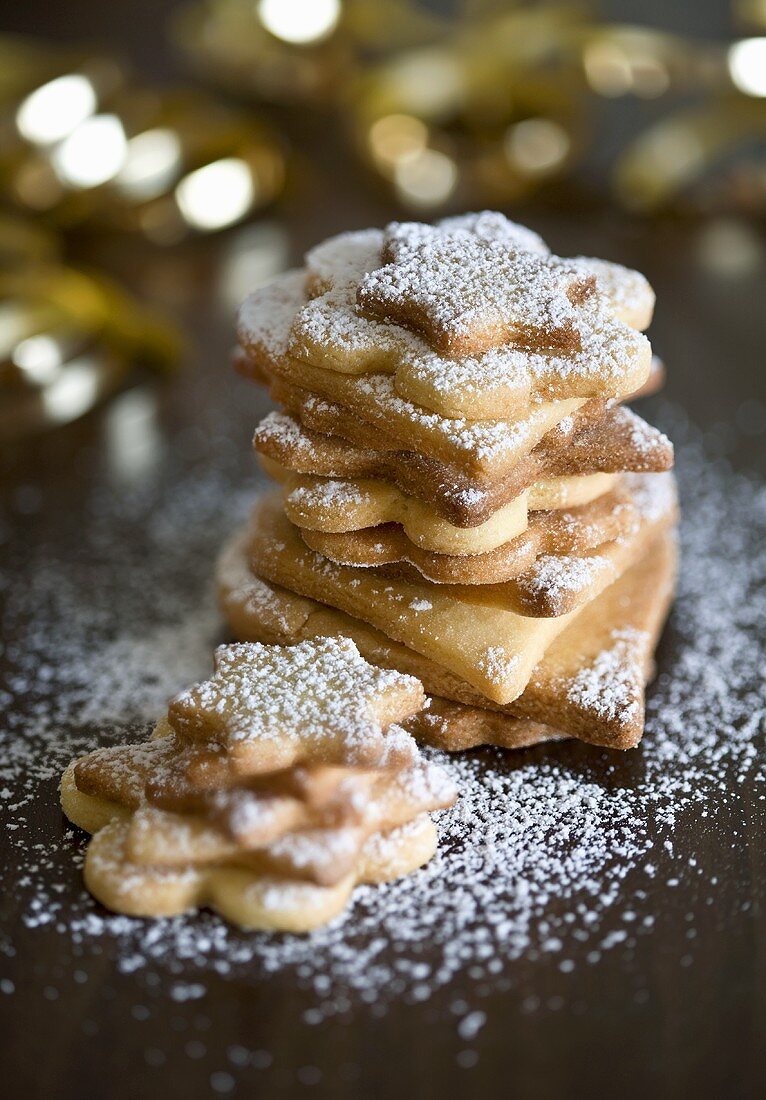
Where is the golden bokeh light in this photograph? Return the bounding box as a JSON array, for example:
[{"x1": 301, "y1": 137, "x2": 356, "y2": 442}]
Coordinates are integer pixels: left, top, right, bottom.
[
  {"x1": 219, "y1": 221, "x2": 289, "y2": 310},
  {"x1": 385, "y1": 50, "x2": 462, "y2": 117},
  {"x1": 504, "y1": 119, "x2": 571, "y2": 176},
  {"x1": 12, "y1": 333, "x2": 64, "y2": 386},
  {"x1": 697, "y1": 217, "x2": 763, "y2": 277},
  {"x1": 116, "y1": 128, "x2": 183, "y2": 199},
  {"x1": 367, "y1": 113, "x2": 428, "y2": 169},
  {"x1": 16, "y1": 74, "x2": 97, "y2": 145},
  {"x1": 615, "y1": 119, "x2": 706, "y2": 210},
  {"x1": 257, "y1": 0, "x2": 341, "y2": 45},
  {"x1": 584, "y1": 33, "x2": 671, "y2": 100},
  {"x1": 52, "y1": 114, "x2": 128, "y2": 188},
  {"x1": 175, "y1": 157, "x2": 256, "y2": 230},
  {"x1": 729, "y1": 37, "x2": 766, "y2": 96},
  {"x1": 39, "y1": 355, "x2": 103, "y2": 423},
  {"x1": 393, "y1": 147, "x2": 457, "y2": 207}
]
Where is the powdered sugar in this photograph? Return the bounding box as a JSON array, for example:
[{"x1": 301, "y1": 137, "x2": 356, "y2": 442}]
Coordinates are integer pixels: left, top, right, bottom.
[
  {"x1": 565, "y1": 627, "x2": 649, "y2": 729},
  {"x1": 521, "y1": 551, "x2": 608, "y2": 604},
  {"x1": 169, "y1": 637, "x2": 422, "y2": 758},
  {"x1": 359, "y1": 222, "x2": 593, "y2": 354},
  {"x1": 237, "y1": 270, "x2": 306, "y2": 363},
  {"x1": 1, "y1": 410, "x2": 764, "y2": 1022},
  {"x1": 286, "y1": 477, "x2": 370, "y2": 514},
  {"x1": 305, "y1": 228, "x2": 384, "y2": 294}
]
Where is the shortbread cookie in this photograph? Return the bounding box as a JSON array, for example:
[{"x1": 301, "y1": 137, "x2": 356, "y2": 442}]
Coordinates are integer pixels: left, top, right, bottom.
[
  {"x1": 292, "y1": 280, "x2": 650, "y2": 420},
  {"x1": 134, "y1": 765, "x2": 451, "y2": 887},
  {"x1": 61, "y1": 639, "x2": 455, "y2": 930},
  {"x1": 76, "y1": 810, "x2": 438, "y2": 931},
  {"x1": 238, "y1": 273, "x2": 592, "y2": 478},
  {"x1": 254, "y1": 394, "x2": 673, "y2": 527},
  {"x1": 305, "y1": 215, "x2": 653, "y2": 328},
  {"x1": 265, "y1": 455, "x2": 618, "y2": 556},
  {"x1": 367, "y1": 473, "x2": 677, "y2": 617},
  {"x1": 264, "y1": 470, "x2": 675, "y2": 620},
  {"x1": 276, "y1": 465, "x2": 530, "y2": 555},
  {"x1": 74, "y1": 739, "x2": 391, "y2": 847},
  {"x1": 357, "y1": 219, "x2": 593, "y2": 355},
  {"x1": 406, "y1": 699, "x2": 568, "y2": 752},
  {"x1": 167, "y1": 637, "x2": 425, "y2": 777},
  {"x1": 247, "y1": 493, "x2": 651, "y2": 705},
  {"x1": 263, "y1": 356, "x2": 589, "y2": 480},
  {"x1": 217, "y1": 520, "x2": 677, "y2": 748},
  {"x1": 273, "y1": 214, "x2": 655, "y2": 418},
  {"x1": 66, "y1": 743, "x2": 453, "y2": 888},
  {"x1": 299, "y1": 481, "x2": 640, "y2": 584}
]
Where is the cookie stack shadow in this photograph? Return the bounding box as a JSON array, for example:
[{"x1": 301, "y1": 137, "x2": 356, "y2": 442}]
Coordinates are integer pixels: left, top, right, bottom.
[{"x1": 222, "y1": 213, "x2": 678, "y2": 752}]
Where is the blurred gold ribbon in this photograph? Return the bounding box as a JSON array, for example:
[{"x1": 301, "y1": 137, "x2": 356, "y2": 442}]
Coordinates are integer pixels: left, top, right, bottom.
[
  {"x1": 0, "y1": 35, "x2": 288, "y2": 437},
  {"x1": 173, "y1": 0, "x2": 766, "y2": 214}
]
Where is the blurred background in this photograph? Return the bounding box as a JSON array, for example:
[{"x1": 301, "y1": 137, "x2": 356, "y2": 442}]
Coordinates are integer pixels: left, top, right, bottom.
[{"x1": 0, "y1": 0, "x2": 764, "y2": 482}]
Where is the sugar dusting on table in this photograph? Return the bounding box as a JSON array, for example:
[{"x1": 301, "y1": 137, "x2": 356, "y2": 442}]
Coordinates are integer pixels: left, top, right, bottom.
[{"x1": 0, "y1": 409, "x2": 764, "y2": 1021}]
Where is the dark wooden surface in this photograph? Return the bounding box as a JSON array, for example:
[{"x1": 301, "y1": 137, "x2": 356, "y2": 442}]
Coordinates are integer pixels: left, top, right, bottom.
[{"x1": 2, "y1": 3, "x2": 766, "y2": 1098}]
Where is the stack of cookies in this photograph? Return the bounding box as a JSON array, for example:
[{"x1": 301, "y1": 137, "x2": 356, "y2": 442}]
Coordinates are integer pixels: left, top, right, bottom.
[
  {"x1": 61, "y1": 638, "x2": 456, "y2": 931},
  {"x1": 223, "y1": 212, "x2": 678, "y2": 752}
]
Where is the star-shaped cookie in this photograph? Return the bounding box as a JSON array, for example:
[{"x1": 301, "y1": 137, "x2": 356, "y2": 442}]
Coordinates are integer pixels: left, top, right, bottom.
[
  {"x1": 357, "y1": 219, "x2": 596, "y2": 355},
  {"x1": 167, "y1": 637, "x2": 426, "y2": 773}
]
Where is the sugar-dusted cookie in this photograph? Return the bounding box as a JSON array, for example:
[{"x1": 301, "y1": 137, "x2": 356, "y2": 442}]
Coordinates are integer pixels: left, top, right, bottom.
[
  {"x1": 61, "y1": 639, "x2": 456, "y2": 930},
  {"x1": 167, "y1": 637, "x2": 425, "y2": 775},
  {"x1": 247, "y1": 493, "x2": 653, "y2": 705},
  {"x1": 263, "y1": 453, "x2": 618, "y2": 556},
  {"x1": 291, "y1": 282, "x2": 651, "y2": 417},
  {"x1": 217, "y1": 518, "x2": 677, "y2": 748},
  {"x1": 253, "y1": 399, "x2": 673, "y2": 528},
  {"x1": 255, "y1": 357, "x2": 589, "y2": 481},
  {"x1": 294, "y1": 281, "x2": 650, "y2": 420},
  {"x1": 273, "y1": 462, "x2": 531, "y2": 555},
  {"x1": 358, "y1": 220, "x2": 596, "y2": 355},
  {"x1": 251, "y1": 469, "x2": 673, "y2": 634},
  {"x1": 263, "y1": 215, "x2": 651, "y2": 419},
  {"x1": 239, "y1": 262, "x2": 651, "y2": 429},
  {"x1": 69, "y1": 810, "x2": 438, "y2": 932},
  {"x1": 298, "y1": 481, "x2": 640, "y2": 584},
  {"x1": 306, "y1": 216, "x2": 653, "y2": 328},
  {"x1": 300, "y1": 473, "x2": 677, "y2": 620}
]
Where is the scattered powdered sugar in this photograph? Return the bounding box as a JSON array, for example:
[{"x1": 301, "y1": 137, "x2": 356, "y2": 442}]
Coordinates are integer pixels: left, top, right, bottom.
[
  {"x1": 1, "y1": 409, "x2": 765, "y2": 1020},
  {"x1": 565, "y1": 627, "x2": 649, "y2": 729},
  {"x1": 477, "y1": 647, "x2": 521, "y2": 685},
  {"x1": 409, "y1": 598, "x2": 433, "y2": 612}
]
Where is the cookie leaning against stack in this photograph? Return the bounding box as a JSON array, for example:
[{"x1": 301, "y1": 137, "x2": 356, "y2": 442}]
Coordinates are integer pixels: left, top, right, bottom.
[
  {"x1": 60, "y1": 638, "x2": 456, "y2": 931},
  {"x1": 224, "y1": 212, "x2": 678, "y2": 751}
]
